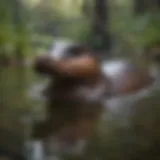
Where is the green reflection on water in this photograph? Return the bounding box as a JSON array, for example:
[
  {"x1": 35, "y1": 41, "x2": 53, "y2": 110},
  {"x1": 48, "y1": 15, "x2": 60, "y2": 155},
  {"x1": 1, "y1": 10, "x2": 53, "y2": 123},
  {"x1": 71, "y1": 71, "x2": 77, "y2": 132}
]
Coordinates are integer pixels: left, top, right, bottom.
[
  {"x1": 0, "y1": 66, "x2": 160, "y2": 160},
  {"x1": 0, "y1": 67, "x2": 43, "y2": 135}
]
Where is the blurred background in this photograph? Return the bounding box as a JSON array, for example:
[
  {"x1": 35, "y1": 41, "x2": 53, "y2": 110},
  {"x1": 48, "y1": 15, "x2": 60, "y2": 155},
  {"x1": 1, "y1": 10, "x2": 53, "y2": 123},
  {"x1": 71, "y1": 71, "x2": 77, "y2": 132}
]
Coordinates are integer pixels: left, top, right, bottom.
[{"x1": 0, "y1": 0, "x2": 160, "y2": 159}]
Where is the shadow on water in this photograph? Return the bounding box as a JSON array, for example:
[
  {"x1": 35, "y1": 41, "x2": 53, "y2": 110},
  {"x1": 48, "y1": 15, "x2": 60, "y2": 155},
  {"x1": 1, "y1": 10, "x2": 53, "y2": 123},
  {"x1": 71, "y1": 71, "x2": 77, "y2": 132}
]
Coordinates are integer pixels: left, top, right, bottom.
[{"x1": 0, "y1": 64, "x2": 160, "y2": 160}]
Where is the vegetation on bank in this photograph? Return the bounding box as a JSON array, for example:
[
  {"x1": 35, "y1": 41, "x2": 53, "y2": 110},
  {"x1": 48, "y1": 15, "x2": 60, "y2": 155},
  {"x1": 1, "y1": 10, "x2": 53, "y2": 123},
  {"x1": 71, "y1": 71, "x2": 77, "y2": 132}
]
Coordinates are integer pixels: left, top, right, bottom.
[{"x1": 1, "y1": 0, "x2": 160, "y2": 67}]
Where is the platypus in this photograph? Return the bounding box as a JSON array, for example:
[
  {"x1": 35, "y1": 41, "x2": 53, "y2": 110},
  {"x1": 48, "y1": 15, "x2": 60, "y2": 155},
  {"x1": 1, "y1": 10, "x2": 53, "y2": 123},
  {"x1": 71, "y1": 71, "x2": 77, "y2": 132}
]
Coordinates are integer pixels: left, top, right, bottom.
[
  {"x1": 32, "y1": 41, "x2": 154, "y2": 154},
  {"x1": 34, "y1": 41, "x2": 153, "y2": 98}
]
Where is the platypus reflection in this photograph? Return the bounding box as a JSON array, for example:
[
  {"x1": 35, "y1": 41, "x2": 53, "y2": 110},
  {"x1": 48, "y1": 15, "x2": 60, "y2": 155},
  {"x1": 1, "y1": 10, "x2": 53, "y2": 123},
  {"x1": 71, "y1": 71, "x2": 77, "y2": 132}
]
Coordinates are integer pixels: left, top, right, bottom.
[{"x1": 33, "y1": 41, "x2": 154, "y2": 153}]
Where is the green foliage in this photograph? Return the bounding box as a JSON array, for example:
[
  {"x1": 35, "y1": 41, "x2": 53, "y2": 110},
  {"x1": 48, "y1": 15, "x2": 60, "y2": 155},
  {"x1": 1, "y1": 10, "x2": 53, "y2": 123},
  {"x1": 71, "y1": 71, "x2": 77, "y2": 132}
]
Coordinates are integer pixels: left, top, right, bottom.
[
  {"x1": 14, "y1": 25, "x2": 32, "y2": 56},
  {"x1": 140, "y1": 12, "x2": 160, "y2": 47},
  {"x1": 0, "y1": 0, "x2": 32, "y2": 60},
  {"x1": 0, "y1": 0, "x2": 15, "y2": 55},
  {"x1": 31, "y1": 34, "x2": 54, "y2": 56},
  {"x1": 59, "y1": 18, "x2": 91, "y2": 42},
  {"x1": 111, "y1": 7, "x2": 160, "y2": 53},
  {"x1": 0, "y1": 24, "x2": 32, "y2": 58}
]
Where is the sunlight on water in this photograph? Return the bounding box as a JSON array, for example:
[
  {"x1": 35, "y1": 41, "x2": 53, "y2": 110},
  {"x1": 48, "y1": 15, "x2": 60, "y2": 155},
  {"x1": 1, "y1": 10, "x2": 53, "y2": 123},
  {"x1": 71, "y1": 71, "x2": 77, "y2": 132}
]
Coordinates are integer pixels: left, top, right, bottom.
[{"x1": 101, "y1": 59, "x2": 129, "y2": 77}]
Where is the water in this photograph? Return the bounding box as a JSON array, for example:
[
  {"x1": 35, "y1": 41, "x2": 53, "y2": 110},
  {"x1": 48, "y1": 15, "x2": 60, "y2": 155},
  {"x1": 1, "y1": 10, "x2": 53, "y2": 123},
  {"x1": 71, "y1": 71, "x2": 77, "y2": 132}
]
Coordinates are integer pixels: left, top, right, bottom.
[
  {"x1": 0, "y1": 65, "x2": 160, "y2": 160},
  {"x1": 0, "y1": 66, "x2": 44, "y2": 159}
]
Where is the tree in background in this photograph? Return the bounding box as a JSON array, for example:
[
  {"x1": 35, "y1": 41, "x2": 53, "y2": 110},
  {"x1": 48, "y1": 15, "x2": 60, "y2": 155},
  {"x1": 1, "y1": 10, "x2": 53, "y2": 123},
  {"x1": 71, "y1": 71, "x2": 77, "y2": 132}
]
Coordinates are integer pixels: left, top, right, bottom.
[
  {"x1": 92, "y1": 0, "x2": 111, "y2": 52},
  {"x1": 0, "y1": 0, "x2": 31, "y2": 67},
  {"x1": 81, "y1": 0, "x2": 111, "y2": 53}
]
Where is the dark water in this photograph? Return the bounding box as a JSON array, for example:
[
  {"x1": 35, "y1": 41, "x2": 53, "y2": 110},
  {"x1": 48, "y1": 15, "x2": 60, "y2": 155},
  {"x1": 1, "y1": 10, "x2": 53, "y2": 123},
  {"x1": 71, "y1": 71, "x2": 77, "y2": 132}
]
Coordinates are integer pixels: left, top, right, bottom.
[{"x1": 0, "y1": 66, "x2": 160, "y2": 160}]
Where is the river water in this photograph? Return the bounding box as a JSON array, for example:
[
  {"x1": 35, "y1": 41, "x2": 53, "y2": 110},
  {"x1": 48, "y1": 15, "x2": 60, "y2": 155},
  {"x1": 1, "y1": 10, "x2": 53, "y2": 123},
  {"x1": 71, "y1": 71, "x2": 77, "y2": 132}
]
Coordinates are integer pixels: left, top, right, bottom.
[{"x1": 0, "y1": 64, "x2": 160, "y2": 160}]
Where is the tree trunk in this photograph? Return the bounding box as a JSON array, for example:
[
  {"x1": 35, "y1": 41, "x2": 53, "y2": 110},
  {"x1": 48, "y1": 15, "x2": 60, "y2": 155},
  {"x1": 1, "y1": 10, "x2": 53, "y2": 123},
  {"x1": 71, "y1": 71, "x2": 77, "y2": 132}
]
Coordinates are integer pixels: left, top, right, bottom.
[
  {"x1": 154, "y1": 0, "x2": 160, "y2": 10},
  {"x1": 134, "y1": 0, "x2": 146, "y2": 14},
  {"x1": 158, "y1": 0, "x2": 160, "y2": 8},
  {"x1": 92, "y1": 0, "x2": 111, "y2": 52}
]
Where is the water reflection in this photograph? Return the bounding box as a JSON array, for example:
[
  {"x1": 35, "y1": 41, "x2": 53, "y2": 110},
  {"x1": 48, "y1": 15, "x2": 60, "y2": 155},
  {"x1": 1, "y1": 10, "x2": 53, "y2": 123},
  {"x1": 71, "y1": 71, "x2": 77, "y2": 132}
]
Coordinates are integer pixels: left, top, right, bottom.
[
  {"x1": 0, "y1": 67, "x2": 40, "y2": 160},
  {"x1": 0, "y1": 61, "x2": 160, "y2": 160},
  {"x1": 28, "y1": 83, "x2": 160, "y2": 160},
  {"x1": 93, "y1": 89, "x2": 160, "y2": 160}
]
